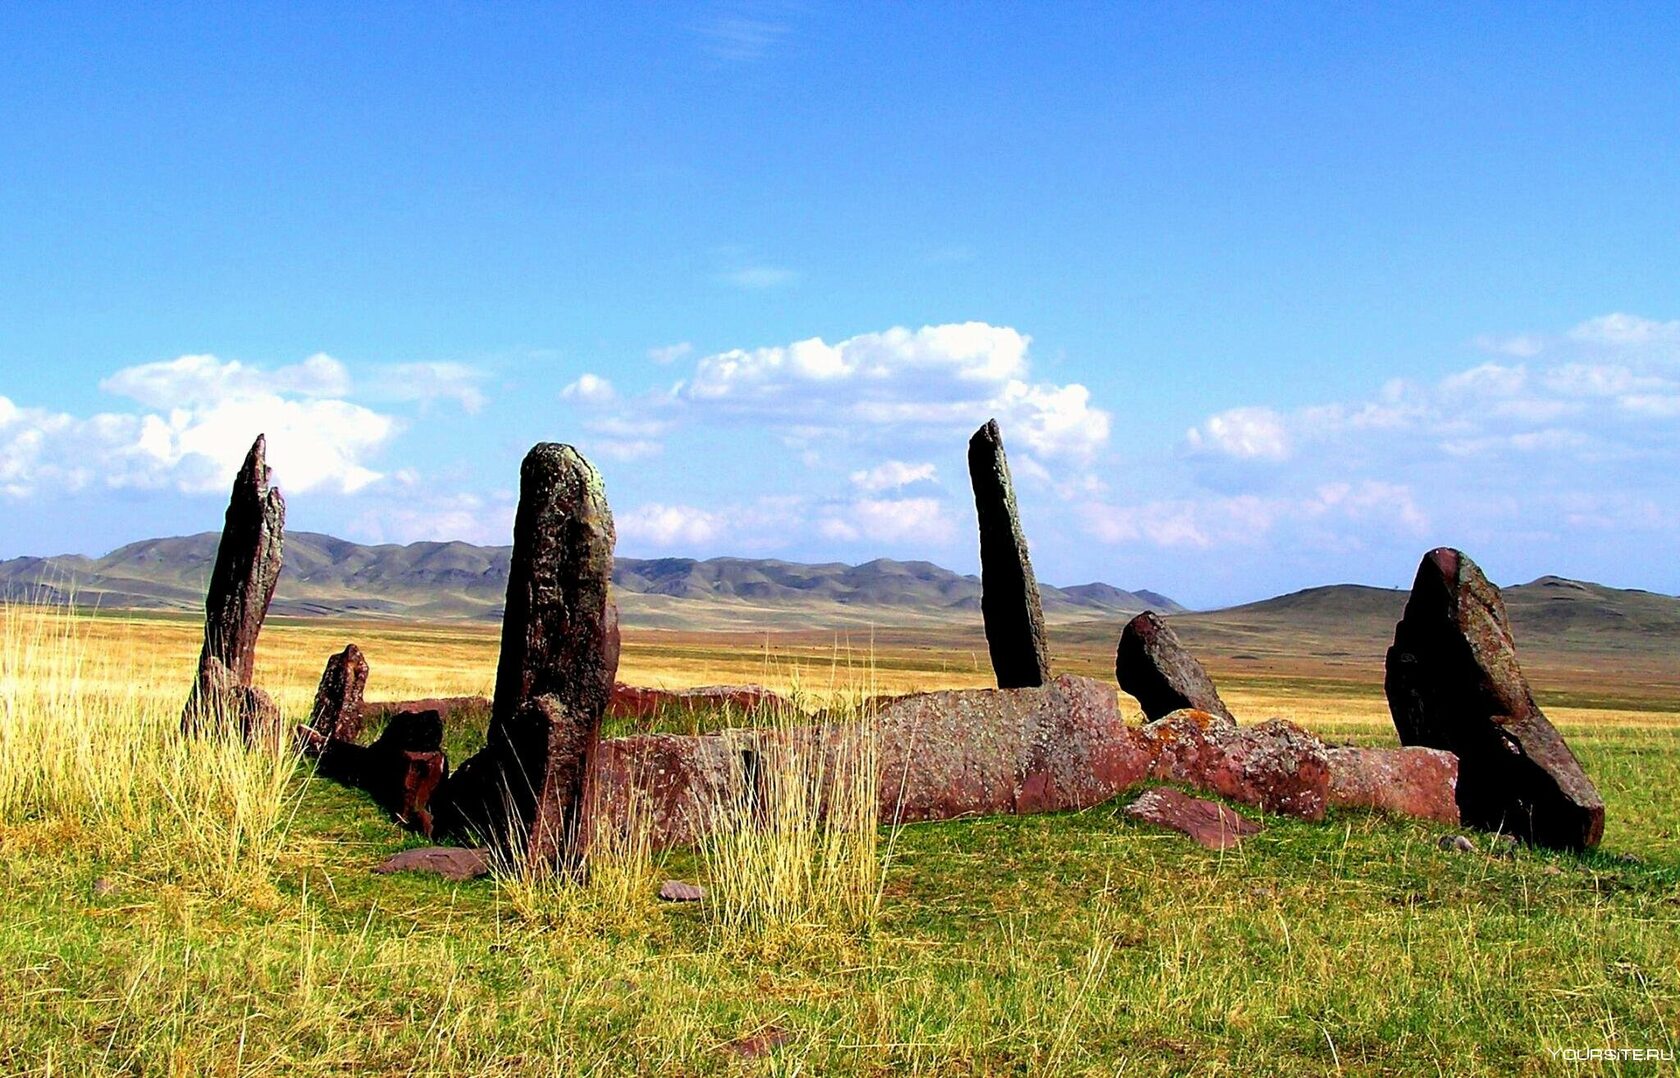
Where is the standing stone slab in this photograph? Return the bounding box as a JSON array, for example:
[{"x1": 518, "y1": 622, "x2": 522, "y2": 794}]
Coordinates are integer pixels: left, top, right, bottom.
[
  {"x1": 1115, "y1": 611, "x2": 1235, "y2": 722},
  {"x1": 182, "y1": 434, "x2": 285, "y2": 739},
  {"x1": 967, "y1": 419, "x2": 1052, "y2": 689},
  {"x1": 437, "y1": 443, "x2": 619, "y2": 868},
  {"x1": 1385, "y1": 547, "x2": 1604, "y2": 850},
  {"x1": 304, "y1": 644, "x2": 369, "y2": 750}
]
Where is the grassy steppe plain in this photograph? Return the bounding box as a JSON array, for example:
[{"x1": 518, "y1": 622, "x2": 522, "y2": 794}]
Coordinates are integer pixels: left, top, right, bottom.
[{"x1": 2, "y1": 607, "x2": 1677, "y2": 1076}]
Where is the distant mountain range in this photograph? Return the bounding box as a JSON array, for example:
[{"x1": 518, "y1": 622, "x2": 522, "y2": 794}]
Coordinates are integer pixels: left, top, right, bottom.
[{"x1": 0, "y1": 531, "x2": 1184, "y2": 630}]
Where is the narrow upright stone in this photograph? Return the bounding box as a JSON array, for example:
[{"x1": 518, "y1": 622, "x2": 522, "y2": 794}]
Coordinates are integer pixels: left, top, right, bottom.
[
  {"x1": 1385, "y1": 547, "x2": 1605, "y2": 850},
  {"x1": 303, "y1": 643, "x2": 369, "y2": 750},
  {"x1": 438, "y1": 443, "x2": 619, "y2": 869},
  {"x1": 967, "y1": 419, "x2": 1051, "y2": 688},
  {"x1": 182, "y1": 434, "x2": 285, "y2": 738},
  {"x1": 1115, "y1": 611, "x2": 1235, "y2": 722}
]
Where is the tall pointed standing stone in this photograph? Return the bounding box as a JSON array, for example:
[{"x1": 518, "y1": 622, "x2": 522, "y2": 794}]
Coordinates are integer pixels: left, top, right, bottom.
[
  {"x1": 968, "y1": 419, "x2": 1052, "y2": 688},
  {"x1": 1386, "y1": 547, "x2": 1605, "y2": 850},
  {"x1": 437, "y1": 443, "x2": 619, "y2": 869},
  {"x1": 182, "y1": 435, "x2": 285, "y2": 739}
]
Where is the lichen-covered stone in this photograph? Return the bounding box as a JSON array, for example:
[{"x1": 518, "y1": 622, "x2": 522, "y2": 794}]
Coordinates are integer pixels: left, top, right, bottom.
[
  {"x1": 609, "y1": 682, "x2": 790, "y2": 720},
  {"x1": 1385, "y1": 547, "x2": 1604, "y2": 850},
  {"x1": 181, "y1": 435, "x2": 285, "y2": 738},
  {"x1": 967, "y1": 419, "x2": 1052, "y2": 689},
  {"x1": 1124, "y1": 787, "x2": 1262, "y2": 850},
  {"x1": 1142, "y1": 709, "x2": 1330, "y2": 820},
  {"x1": 1326, "y1": 745, "x2": 1460, "y2": 825},
  {"x1": 304, "y1": 643, "x2": 369, "y2": 750},
  {"x1": 1114, "y1": 611, "x2": 1234, "y2": 722},
  {"x1": 436, "y1": 443, "x2": 619, "y2": 868}
]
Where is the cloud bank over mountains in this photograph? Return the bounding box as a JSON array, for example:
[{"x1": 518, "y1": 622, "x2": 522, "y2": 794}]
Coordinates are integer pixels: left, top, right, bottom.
[{"x1": 1, "y1": 313, "x2": 1676, "y2": 603}]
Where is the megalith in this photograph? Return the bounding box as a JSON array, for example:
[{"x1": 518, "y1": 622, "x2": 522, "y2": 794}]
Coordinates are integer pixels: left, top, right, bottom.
[
  {"x1": 1114, "y1": 610, "x2": 1235, "y2": 722},
  {"x1": 181, "y1": 434, "x2": 285, "y2": 739},
  {"x1": 1385, "y1": 547, "x2": 1604, "y2": 850},
  {"x1": 303, "y1": 643, "x2": 369, "y2": 750},
  {"x1": 967, "y1": 419, "x2": 1052, "y2": 688},
  {"x1": 437, "y1": 443, "x2": 619, "y2": 869}
]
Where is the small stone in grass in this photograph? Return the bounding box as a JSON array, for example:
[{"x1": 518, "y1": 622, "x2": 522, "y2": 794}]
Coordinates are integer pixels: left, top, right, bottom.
[
  {"x1": 92, "y1": 877, "x2": 117, "y2": 896},
  {"x1": 372, "y1": 846, "x2": 491, "y2": 882},
  {"x1": 1438, "y1": 834, "x2": 1476, "y2": 853},
  {"x1": 658, "y1": 879, "x2": 705, "y2": 903},
  {"x1": 725, "y1": 1025, "x2": 791, "y2": 1059}
]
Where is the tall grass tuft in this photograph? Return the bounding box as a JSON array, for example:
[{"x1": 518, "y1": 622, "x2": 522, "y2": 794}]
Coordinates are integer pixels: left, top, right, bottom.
[
  {"x1": 0, "y1": 603, "x2": 300, "y2": 896},
  {"x1": 499, "y1": 783, "x2": 667, "y2": 936},
  {"x1": 699, "y1": 672, "x2": 888, "y2": 943}
]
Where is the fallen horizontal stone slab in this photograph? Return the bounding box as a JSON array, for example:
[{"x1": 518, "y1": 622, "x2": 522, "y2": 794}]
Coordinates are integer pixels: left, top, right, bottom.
[
  {"x1": 1124, "y1": 787, "x2": 1262, "y2": 850},
  {"x1": 365, "y1": 695, "x2": 490, "y2": 723},
  {"x1": 1142, "y1": 709, "x2": 1330, "y2": 820},
  {"x1": 1326, "y1": 745, "x2": 1460, "y2": 825},
  {"x1": 371, "y1": 846, "x2": 491, "y2": 882},
  {"x1": 609, "y1": 682, "x2": 791, "y2": 720}
]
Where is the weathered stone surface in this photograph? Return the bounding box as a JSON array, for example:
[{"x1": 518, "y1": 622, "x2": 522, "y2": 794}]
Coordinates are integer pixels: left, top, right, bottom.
[
  {"x1": 1385, "y1": 547, "x2": 1605, "y2": 850},
  {"x1": 437, "y1": 443, "x2": 619, "y2": 869},
  {"x1": 967, "y1": 419, "x2": 1052, "y2": 689},
  {"x1": 1326, "y1": 745, "x2": 1460, "y2": 825},
  {"x1": 1115, "y1": 611, "x2": 1234, "y2": 722},
  {"x1": 303, "y1": 644, "x2": 369, "y2": 751},
  {"x1": 371, "y1": 846, "x2": 491, "y2": 882},
  {"x1": 1142, "y1": 709, "x2": 1330, "y2": 820},
  {"x1": 367, "y1": 696, "x2": 490, "y2": 725},
  {"x1": 182, "y1": 435, "x2": 285, "y2": 738},
  {"x1": 609, "y1": 682, "x2": 791, "y2": 720},
  {"x1": 590, "y1": 731, "x2": 742, "y2": 850},
  {"x1": 314, "y1": 709, "x2": 447, "y2": 836},
  {"x1": 1124, "y1": 787, "x2": 1262, "y2": 850},
  {"x1": 874, "y1": 674, "x2": 1153, "y2": 824},
  {"x1": 658, "y1": 879, "x2": 705, "y2": 902}
]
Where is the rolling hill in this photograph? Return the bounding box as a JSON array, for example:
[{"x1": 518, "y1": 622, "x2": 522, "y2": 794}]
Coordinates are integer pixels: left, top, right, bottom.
[{"x1": 0, "y1": 531, "x2": 1183, "y2": 629}]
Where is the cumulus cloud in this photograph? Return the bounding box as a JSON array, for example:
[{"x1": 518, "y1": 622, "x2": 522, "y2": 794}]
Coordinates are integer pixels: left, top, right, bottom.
[
  {"x1": 849, "y1": 460, "x2": 938, "y2": 492},
  {"x1": 819, "y1": 497, "x2": 956, "y2": 546},
  {"x1": 674, "y1": 322, "x2": 1108, "y2": 461},
  {"x1": 1185, "y1": 406, "x2": 1291, "y2": 462},
  {"x1": 2, "y1": 354, "x2": 399, "y2": 499},
  {"x1": 617, "y1": 503, "x2": 728, "y2": 547},
  {"x1": 560, "y1": 373, "x2": 617, "y2": 404},
  {"x1": 369, "y1": 361, "x2": 489, "y2": 413},
  {"x1": 648, "y1": 342, "x2": 693, "y2": 365}
]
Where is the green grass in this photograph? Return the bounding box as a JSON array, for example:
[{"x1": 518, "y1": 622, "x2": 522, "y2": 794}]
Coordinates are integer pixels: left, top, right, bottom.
[{"x1": 2, "y1": 605, "x2": 1678, "y2": 1075}]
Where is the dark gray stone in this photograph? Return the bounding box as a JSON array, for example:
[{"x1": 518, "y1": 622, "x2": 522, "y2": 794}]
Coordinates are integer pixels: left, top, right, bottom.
[
  {"x1": 437, "y1": 443, "x2": 619, "y2": 870},
  {"x1": 1386, "y1": 547, "x2": 1605, "y2": 851},
  {"x1": 304, "y1": 643, "x2": 369, "y2": 750},
  {"x1": 1114, "y1": 611, "x2": 1234, "y2": 722},
  {"x1": 182, "y1": 434, "x2": 285, "y2": 739},
  {"x1": 967, "y1": 418, "x2": 1051, "y2": 689}
]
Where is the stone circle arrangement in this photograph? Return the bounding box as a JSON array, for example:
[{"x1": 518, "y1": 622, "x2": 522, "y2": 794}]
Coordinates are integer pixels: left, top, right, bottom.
[{"x1": 184, "y1": 425, "x2": 1607, "y2": 880}]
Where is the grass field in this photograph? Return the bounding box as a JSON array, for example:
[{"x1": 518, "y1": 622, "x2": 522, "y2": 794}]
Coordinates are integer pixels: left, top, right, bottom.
[{"x1": 2, "y1": 605, "x2": 1677, "y2": 1075}]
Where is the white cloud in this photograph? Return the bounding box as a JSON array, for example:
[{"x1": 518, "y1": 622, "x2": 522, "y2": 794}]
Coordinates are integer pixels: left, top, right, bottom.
[
  {"x1": 370, "y1": 362, "x2": 489, "y2": 413},
  {"x1": 1185, "y1": 406, "x2": 1291, "y2": 462},
  {"x1": 1082, "y1": 480, "x2": 1429, "y2": 553},
  {"x1": 648, "y1": 342, "x2": 693, "y2": 365},
  {"x1": 0, "y1": 354, "x2": 400, "y2": 499},
  {"x1": 820, "y1": 497, "x2": 956, "y2": 546},
  {"x1": 691, "y1": 4, "x2": 794, "y2": 62},
  {"x1": 617, "y1": 503, "x2": 728, "y2": 547},
  {"x1": 849, "y1": 460, "x2": 938, "y2": 492},
  {"x1": 1567, "y1": 312, "x2": 1680, "y2": 350},
  {"x1": 676, "y1": 322, "x2": 1108, "y2": 461},
  {"x1": 560, "y1": 373, "x2": 617, "y2": 405}
]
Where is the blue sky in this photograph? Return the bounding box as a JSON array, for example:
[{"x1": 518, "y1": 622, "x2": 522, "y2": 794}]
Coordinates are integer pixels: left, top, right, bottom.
[{"x1": 2, "y1": 3, "x2": 1677, "y2": 608}]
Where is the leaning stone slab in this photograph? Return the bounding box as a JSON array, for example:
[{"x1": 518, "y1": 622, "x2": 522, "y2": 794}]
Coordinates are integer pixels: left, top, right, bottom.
[
  {"x1": 182, "y1": 434, "x2": 285, "y2": 739},
  {"x1": 1124, "y1": 787, "x2": 1262, "y2": 850},
  {"x1": 967, "y1": 419, "x2": 1052, "y2": 689},
  {"x1": 1142, "y1": 709, "x2": 1331, "y2": 820},
  {"x1": 303, "y1": 643, "x2": 369, "y2": 750},
  {"x1": 436, "y1": 443, "x2": 619, "y2": 869},
  {"x1": 1115, "y1": 611, "x2": 1235, "y2": 722},
  {"x1": 371, "y1": 846, "x2": 491, "y2": 882},
  {"x1": 1385, "y1": 547, "x2": 1604, "y2": 850},
  {"x1": 1326, "y1": 746, "x2": 1460, "y2": 826}
]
